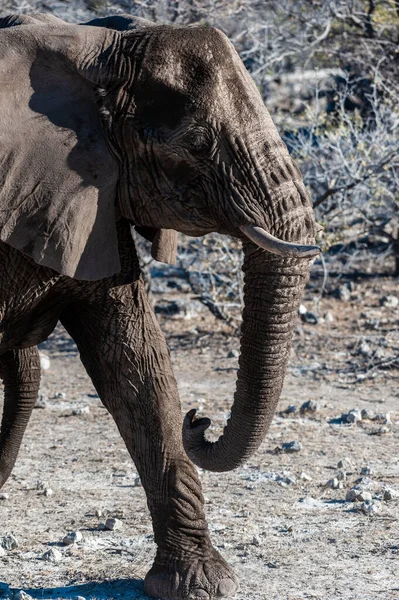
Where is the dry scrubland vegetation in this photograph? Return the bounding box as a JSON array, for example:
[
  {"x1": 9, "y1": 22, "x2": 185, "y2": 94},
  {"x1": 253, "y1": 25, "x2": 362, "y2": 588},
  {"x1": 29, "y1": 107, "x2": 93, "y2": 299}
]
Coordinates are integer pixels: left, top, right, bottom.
[{"x1": 0, "y1": 2, "x2": 398, "y2": 600}]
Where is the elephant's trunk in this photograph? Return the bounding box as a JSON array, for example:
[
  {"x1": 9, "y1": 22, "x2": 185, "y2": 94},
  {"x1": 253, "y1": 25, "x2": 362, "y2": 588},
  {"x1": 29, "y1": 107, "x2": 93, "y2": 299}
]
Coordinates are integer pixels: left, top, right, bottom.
[
  {"x1": 183, "y1": 244, "x2": 311, "y2": 472},
  {"x1": 0, "y1": 347, "x2": 41, "y2": 488}
]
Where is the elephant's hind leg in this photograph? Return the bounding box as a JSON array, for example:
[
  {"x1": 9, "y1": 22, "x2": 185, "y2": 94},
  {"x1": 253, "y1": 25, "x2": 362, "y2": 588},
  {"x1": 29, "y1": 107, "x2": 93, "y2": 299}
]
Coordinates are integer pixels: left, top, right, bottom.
[
  {"x1": 60, "y1": 280, "x2": 238, "y2": 600},
  {"x1": 0, "y1": 347, "x2": 41, "y2": 489}
]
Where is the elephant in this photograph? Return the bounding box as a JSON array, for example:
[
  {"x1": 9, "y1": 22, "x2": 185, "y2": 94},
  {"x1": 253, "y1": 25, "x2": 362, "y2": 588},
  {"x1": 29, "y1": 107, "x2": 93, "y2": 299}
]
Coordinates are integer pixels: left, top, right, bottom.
[{"x1": 0, "y1": 12, "x2": 320, "y2": 600}]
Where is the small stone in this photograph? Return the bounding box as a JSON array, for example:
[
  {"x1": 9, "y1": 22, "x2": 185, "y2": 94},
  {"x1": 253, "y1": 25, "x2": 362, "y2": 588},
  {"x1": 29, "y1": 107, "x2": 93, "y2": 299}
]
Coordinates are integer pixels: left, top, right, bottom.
[
  {"x1": 39, "y1": 352, "x2": 51, "y2": 371},
  {"x1": 360, "y1": 408, "x2": 375, "y2": 420},
  {"x1": 14, "y1": 592, "x2": 33, "y2": 600},
  {"x1": 42, "y1": 548, "x2": 62, "y2": 562},
  {"x1": 0, "y1": 493, "x2": 9, "y2": 500},
  {"x1": 324, "y1": 311, "x2": 334, "y2": 322},
  {"x1": 300, "y1": 400, "x2": 318, "y2": 414},
  {"x1": 376, "y1": 426, "x2": 390, "y2": 435},
  {"x1": 252, "y1": 535, "x2": 262, "y2": 546},
  {"x1": 0, "y1": 546, "x2": 6, "y2": 556},
  {"x1": 55, "y1": 392, "x2": 66, "y2": 399},
  {"x1": 359, "y1": 341, "x2": 372, "y2": 356},
  {"x1": 328, "y1": 478, "x2": 342, "y2": 490},
  {"x1": 285, "y1": 404, "x2": 298, "y2": 414},
  {"x1": 278, "y1": 475, "x2": 297, "y2": 486},
  {"x1": 360, "y1": 466, "x2": 373, "y2": 476},
  {"x1": 227, "y1": 349, "x2": 239, "y2": 359},
  {"x1": 62, "y1": 531, "x2": 83, "y2": 546},
  {"x1": 336, "y1": 470, "x2": 347, "y2": 481},
  {"x1": 383, "y1": 488, "x2": 394, "y2": 501},
  {"x1": 361, "y1": 501, "x2": 381, "y2": 516},
  {"x1": 95, "y1": 508, "x2": 103, "y2": 518},
  {"x1": 343, "y1": 409, "x2": 362, "y2": 424},
  {"x1": 345, "y1": 489, "x2": 359, "y2": 502},
  {"x1": 373, "y1": 412, "x2": 391, "y2": 424},
  {"x1": 301, "y1": 311, "x2": 318, "y2": 325},
  {"x1": 133, "y1": 475, "x2": 142, "y2": 487},
  {"x1": 298, "y1": 304, "x2": 307, "y2": 315},
  {"x1": 300, "y1": 471, "x2": 312, "y2": 482},
  {"x1": 336, "y1": 285, "x2": 351, "y2": 301},
  {"x1": 104, "y1": 517, "x2": 123, "y2": 531},
  {"x1": 0, "y1": 534, "x2": 18, "y2": 550},
  {"x1": 72, "y1": 406, "x2": 91, "y2": 416},
  {"x1": 357, "y1": 490, "x2": 372, "y2": 502},
  {"x1": 281, "y1": 440, "x2": 302, "y2": 453},
  {"x1": 337, "y1": 458, "x2": 353, "y2": 469},
  {"x1": 380, "y1": 295, "x2": 398, "y2": 308},
  {"x1": 44, "y1": 488, "x2": 53, "y2": 497}
]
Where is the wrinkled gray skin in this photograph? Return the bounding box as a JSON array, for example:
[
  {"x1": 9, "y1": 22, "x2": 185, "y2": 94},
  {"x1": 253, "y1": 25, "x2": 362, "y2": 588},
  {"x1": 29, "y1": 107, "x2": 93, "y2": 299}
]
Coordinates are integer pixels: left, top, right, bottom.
[{"x1": 0, "y1": 13, "x2": 317, "y2": 600}]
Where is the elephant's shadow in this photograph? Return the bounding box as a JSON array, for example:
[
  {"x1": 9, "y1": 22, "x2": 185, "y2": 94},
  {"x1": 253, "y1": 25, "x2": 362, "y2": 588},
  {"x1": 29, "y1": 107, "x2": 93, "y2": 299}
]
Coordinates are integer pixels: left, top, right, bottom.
[{"x1": 2, "y1": 578, "x2": 152, "y2": 600}]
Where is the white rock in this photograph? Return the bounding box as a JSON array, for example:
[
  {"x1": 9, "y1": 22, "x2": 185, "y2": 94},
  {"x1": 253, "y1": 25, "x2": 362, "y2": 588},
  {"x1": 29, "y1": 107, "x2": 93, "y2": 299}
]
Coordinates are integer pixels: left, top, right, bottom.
[
  {"x1": 0, "y1": 534, "x2": 18, "y2": 550},
  {"x1": 0, "y1": 546, "x2": 6, "y2": 556},
  {"x1": 373, "y1": 412, "x2": 391, "y2": 424},
  {"x1": 324, "y1": 311, "x2": 334, "y2": 322},
  {"x1": 62, "y1": 531, "x2": 83, "y2": 546},
  {"x1": 360, "y1": 408, "x2": 375, "y2": 420},
  {"x1": 42, "y1": 548, "x2": 62, "y2": 562},
  {"x1": 72, "y1": 406, "x2": 91, "y2": 416},
  {"x1": 298, "y1": 304, "x2": 307, "y2": 315},
  {"x1": 361, "y1": 501, "x2": 381, "y2": 516},
  {"x1": 336, "y1": 470, "x2": 347, "y2": 481},
  {"x1": 360, "y1": 466, "x2": 373, "y2": 476},
  {"x1": 376, "y1": 426, "x2": 391, "y2": 435},
  {"x1": 14, "y1": 592, "x2": 33, "y2": 600},
  {"x1": 0, "y1": 493, "x2": 9, "y2": 500},
  {"x1": 380, "y1": 295, "x2": 398, "y2": 308},
  {"x1": 383, "y1": 488, "x2": 394, "y2": 501},
  {"x1": 281, "y1": 440, "x2": 302, "y2": 453},
  {"x1": 300, "y1": 400, "x2": 318, "y2": 414},
  {"x1": 55, "y1": 392, "x2": 66, "y2": 400},
  {"x1": 328, "y1": 478, "x2": 342, "y2": 490},
  {"x1": 104, "y1": 518, "x2": 123, "y2": 531},
  {"x1": 39, "y1": 353, "x2": 51, "y2": 370},
  {"x1": 357, "y1": 490, "x2": 372, "y2": 502},
  {"x1": 337, "y1": 458, "x2": 353, "y2": 469},
  {"x1": 344, "y1": 408, "x2": 362, "y2": 423},
  {"x1": 345, "y1": 489, "x2": 359, "y2": 502},
  {"x1": 300, "y1": 472, "x2": 312, "y2": 482}
]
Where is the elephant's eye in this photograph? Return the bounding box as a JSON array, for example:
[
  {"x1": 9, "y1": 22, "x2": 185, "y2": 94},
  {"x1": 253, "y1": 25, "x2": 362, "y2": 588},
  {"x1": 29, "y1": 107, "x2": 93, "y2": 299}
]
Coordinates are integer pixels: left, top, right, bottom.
[{"x1": 184, "y1": 128, "x2": 214, "y2": 158}]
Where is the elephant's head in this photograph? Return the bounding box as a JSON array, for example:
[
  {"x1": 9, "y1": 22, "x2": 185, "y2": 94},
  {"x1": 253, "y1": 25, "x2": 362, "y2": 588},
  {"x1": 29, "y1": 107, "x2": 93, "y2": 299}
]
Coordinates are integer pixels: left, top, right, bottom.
[{"x1": 0, "y1": 15, "x2": 319, "y2": 471}]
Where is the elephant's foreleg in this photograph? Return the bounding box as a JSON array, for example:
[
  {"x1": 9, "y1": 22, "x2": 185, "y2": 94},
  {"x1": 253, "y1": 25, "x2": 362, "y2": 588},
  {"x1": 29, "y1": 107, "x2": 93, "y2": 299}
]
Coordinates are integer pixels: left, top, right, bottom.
[
  {"x1": 60, "y1": 280, "x2": 238, "y2": 600},
  {"x1": 0, "y1": 347, "x2": 41, "y2": 489}
]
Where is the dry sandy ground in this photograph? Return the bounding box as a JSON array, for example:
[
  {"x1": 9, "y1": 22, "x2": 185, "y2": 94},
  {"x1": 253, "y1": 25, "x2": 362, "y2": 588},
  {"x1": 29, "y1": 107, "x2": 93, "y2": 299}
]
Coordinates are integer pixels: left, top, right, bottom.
[{"x1": 0, "y1": 274, "x2": 398, "y2": 600}]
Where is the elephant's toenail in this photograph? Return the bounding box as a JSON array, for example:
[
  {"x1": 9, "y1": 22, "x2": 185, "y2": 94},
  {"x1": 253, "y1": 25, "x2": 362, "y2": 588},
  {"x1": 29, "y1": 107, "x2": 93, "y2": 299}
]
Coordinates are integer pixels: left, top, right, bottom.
[
  {"x1": 189, "y1": 589, "x2": 209, "y2": 600},
  {"x1": 217, "y1": 578, "x2": 237, "y2": 597}
]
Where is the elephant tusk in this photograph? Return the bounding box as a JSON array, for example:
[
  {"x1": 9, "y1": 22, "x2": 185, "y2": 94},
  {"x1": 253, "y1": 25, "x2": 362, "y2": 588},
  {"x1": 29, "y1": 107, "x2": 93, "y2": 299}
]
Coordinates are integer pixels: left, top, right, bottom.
[{"x1": 239, "y1": 225, "x2": 321, "y2": 259}]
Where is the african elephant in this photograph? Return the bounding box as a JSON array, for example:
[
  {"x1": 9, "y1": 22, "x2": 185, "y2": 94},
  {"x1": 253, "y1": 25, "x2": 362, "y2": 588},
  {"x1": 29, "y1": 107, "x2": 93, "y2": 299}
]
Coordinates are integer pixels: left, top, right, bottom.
[{"x1": 0, "y1": 13, "x2": 319, "y2": 600}]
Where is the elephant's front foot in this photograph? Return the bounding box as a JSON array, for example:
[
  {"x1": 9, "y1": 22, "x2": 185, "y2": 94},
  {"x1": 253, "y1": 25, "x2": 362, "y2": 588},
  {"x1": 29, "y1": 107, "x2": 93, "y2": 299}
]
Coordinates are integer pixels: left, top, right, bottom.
[{"x1": 144, "y1": 546, "x2": 239, "y2": 600}]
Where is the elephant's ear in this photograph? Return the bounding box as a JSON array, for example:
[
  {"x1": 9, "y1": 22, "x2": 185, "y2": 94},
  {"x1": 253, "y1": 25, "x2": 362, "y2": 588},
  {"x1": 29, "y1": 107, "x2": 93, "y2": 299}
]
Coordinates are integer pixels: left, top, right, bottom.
[
  {"x1": 0, "y1": 20, "x2": 120, "y2": 280},
  {"x1": 135, "y1": 227, "x2": 178, "y2": 265},
  {"x1": 82, "y1": 14, "x2": 178, "y2": 267}
]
